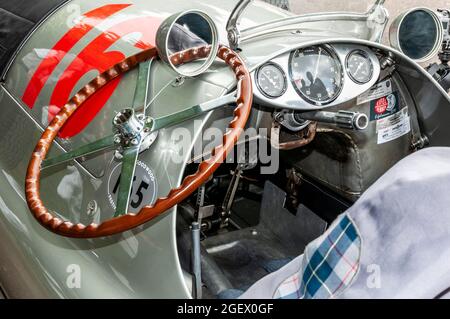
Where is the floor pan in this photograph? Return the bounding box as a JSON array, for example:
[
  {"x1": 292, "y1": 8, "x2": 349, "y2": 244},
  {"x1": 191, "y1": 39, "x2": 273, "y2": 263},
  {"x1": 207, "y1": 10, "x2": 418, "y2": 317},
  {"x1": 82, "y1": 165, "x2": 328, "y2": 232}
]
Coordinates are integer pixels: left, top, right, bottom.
[{"x1": 202, "y1": 181, "x2": 327, "y2": 290}]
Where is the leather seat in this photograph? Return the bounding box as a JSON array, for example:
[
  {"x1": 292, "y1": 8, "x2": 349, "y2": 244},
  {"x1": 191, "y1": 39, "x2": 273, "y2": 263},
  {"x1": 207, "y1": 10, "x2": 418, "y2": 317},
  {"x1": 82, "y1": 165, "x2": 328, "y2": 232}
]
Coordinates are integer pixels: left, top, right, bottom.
[{"x1": 0, "y1": 0, "x2": 68, "y2": 77}]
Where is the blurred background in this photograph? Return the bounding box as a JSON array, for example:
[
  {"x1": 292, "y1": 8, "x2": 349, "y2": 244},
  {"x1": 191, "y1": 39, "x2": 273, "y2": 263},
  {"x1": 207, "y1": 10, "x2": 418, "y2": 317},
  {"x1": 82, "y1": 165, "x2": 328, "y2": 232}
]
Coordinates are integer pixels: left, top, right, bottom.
[
  {"x1": 291, "y1": 0, "x2": 450, "y2": 47},
  {"x1": 290, "y1": 0, "x2": 449, "y2": 16},
  {"x1": 266, "y1": 1, "x2": 449, "y2": 41},
  {"x1": 264, "y1": 0, "x2": 450, "y2": 63}
]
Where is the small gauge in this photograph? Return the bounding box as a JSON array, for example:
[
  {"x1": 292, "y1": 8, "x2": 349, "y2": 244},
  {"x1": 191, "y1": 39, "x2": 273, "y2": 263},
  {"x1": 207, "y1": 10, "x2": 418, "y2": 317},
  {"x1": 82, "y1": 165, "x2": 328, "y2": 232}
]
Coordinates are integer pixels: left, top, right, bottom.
[
  {"x1": 346, "y1": 50, "x2": 374, "y2": 84},
  {"x1": 256, "y1": 63, "x2": 287, "y2": 98}
]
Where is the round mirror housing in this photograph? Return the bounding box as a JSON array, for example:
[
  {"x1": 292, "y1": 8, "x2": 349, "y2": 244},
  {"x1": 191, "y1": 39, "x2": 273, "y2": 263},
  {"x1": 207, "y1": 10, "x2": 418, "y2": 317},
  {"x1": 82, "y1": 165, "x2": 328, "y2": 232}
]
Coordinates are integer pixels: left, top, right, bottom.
[
  {"x1": 156, "y1": 10, "x2": 219, "y2": 77},
  {"x1": 390, "y1": 8, "x2": 443, "y2": 63}
]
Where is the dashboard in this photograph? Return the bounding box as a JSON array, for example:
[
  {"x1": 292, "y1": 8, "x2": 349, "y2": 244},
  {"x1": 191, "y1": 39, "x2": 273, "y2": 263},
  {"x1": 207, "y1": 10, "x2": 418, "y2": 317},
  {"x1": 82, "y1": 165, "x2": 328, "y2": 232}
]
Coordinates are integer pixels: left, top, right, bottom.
[{"x1": 252, "y1": 44, "x2": 381, "y2": 111}]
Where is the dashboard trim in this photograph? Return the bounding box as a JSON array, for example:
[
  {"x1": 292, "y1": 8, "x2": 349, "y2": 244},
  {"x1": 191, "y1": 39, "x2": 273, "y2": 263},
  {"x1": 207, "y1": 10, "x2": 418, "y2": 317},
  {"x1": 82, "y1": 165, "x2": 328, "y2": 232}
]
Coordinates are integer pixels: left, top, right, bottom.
[{"x1": 251, "y1": 43, "x2": 381, "y2": 111}]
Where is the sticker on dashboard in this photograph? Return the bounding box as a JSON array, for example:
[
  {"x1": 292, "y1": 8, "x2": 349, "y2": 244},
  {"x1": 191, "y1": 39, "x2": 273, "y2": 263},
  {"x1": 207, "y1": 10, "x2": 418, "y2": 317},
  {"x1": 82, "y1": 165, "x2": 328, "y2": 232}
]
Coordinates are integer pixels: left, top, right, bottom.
[
  {"x1": 376, "y1": 107, "x2": 411, "y2": 144},
  {"x1": 357, "y1": 79, "x2": 393, "y2": 105},
  {"x1": 370, "y1": 92, "x2": 401, "y2": 121}
]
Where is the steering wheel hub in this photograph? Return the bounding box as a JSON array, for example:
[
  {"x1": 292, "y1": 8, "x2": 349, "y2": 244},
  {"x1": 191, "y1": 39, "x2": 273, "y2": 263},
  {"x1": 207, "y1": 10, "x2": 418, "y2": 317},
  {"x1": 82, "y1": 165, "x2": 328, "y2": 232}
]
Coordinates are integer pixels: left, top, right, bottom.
[
  {"x1": 113, "y1": 108, "x2": 144, "y2": 140},
  {"x1": 25, "y1": 46, "x2": 253, "y2": 238}
]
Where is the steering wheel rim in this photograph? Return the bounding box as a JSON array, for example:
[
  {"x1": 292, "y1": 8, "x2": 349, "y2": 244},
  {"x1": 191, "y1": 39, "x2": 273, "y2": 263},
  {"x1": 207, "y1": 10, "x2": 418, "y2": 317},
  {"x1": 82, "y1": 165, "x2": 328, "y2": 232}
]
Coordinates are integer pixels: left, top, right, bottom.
[{"x1": 25, "y1": 45, "x2": 253, "y2": 238}]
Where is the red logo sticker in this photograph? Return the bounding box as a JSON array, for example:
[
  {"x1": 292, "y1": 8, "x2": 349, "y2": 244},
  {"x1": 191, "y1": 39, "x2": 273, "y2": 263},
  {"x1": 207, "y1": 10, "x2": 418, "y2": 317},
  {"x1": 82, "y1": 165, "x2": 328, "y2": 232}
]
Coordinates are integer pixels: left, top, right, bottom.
[
  {"x1": 22, "y1": 4, "x2": 162, "y2": 138},
  {"x1": 374, "y1": 97, "x2": 388, "y2": 115}
]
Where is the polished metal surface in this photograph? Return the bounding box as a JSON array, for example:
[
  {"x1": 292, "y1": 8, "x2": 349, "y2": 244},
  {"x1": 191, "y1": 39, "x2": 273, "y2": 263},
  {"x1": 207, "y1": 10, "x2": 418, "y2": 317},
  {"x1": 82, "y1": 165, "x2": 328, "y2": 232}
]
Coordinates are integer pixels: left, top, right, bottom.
[
  {"x1": 113, "y1": 109, "x2": 144, "y2": 140},
  {"x1": 1, "y1": 0, "x2": 450, "y2": 300},
  {"x1": 275, "y1": 110, "x2": 311, "y2": 132},
  {"x1": 0, "y1": 0, "x2": 246, "y2": 297},
  {"x1": 240, "y1": 1, "x2": 389, "y2": 45},
  {"x1": 252, "y1": 44, "x2": 381, "y2": 111},
  {"x1": 297, "y1": 110, "x2": 369, "y2": 131},
  {"x1": 389, "y1": 7, "x2": 444, "y2": 62},
  {"x1": 226, "y1": 0, "x2": 253, "y2": 49},
  {"x1": 280, "y1": 72, "x2": 420, "y2": 201},
  {"x1": 155, "y1": 10, "x2": 219, "y2": 77}
]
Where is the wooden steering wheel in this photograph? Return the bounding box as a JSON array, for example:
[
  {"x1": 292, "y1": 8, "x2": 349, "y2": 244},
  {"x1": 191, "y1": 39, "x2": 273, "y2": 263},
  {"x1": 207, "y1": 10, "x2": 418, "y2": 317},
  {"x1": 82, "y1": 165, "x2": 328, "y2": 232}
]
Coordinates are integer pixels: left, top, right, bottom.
[{"x1": 25, "y1": 45, "x2": 253, "y2": 238}]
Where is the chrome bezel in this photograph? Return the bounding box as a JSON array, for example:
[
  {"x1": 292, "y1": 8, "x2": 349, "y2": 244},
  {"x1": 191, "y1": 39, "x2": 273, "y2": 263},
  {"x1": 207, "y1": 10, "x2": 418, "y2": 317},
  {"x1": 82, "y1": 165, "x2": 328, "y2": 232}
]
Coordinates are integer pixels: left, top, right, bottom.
[
  {"x1": 289, "y1": 44, "x2": 344, "y2": 106},
  {"x1": 389, "y1": 7, "x2": 444, "y2": 63},
  {"x1": 346, "y1": 49, "x2": 374, "y2": 84},
  {"x1": 155, "y1": 10, "x2": 219, "y2": 77},
  {"x1": 256, "y1": 62, "x2": 288, "y2": 99}
]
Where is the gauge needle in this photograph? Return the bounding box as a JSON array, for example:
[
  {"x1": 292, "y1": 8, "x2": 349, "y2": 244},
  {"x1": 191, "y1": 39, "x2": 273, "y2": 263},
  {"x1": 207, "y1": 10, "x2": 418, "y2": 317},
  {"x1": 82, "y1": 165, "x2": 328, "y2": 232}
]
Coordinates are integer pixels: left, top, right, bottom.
[
  {"x1": 355, "y1": 62, "x2": 364, "y2": 75},
  {"x1": 313, "y1": 49, "x2": 322, "y2": 84},
  {"x1": 261, "y1": 72, "x2": 276, "y2": 86}
]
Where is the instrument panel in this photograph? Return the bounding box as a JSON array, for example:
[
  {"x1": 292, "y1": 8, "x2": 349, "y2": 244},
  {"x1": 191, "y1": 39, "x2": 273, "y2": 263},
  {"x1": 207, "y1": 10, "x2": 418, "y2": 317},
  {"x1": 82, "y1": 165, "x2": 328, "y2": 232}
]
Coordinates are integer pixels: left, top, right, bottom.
[{"x1": 253, "y1": 44, "x2": 380, "y2": 111}]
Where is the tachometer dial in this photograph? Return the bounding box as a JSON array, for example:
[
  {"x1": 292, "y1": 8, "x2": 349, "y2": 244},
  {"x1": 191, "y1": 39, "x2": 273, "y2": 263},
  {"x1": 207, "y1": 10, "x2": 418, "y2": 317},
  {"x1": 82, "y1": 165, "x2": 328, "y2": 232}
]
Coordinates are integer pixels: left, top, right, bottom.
[
  {"x1": 289, "y1": 45, "x2": 343, "y2": 106},
  {"x1": 346, "y1": 49, "x2": 374, "y2": 84},
  {"x1": 256, "y1": 63, "x2": 287, "y2": 98}
]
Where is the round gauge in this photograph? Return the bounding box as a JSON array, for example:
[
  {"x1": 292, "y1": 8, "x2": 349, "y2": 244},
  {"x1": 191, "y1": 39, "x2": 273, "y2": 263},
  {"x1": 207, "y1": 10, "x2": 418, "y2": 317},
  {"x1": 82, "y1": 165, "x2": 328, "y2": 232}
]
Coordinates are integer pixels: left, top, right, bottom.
[
  {"x1": 256, "y1": 63, "x2": 287, "y2": 98},
  {"x1": 289, "y1": 45, "x2": 343, "y2": 106},
  {"x1": 346, "y1": 50, "x2": 374, "y2": 84}
]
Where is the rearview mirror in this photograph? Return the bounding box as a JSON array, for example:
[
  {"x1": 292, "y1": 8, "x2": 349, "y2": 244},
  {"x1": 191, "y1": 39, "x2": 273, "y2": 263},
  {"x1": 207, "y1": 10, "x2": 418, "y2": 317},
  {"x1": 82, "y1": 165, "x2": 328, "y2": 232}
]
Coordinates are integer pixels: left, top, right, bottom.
[
  {"x1": 389, "y1": 8, "x2": 443, "y2": 62},
  {"x1": 156, "y1": 10, "x2": 219, "y2": 77}
]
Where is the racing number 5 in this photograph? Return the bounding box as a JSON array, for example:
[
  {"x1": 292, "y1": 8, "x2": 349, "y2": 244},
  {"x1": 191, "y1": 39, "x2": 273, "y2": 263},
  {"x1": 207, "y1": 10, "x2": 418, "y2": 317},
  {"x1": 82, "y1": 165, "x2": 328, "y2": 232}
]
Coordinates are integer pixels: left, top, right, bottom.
[
  {"x1": 130, "y1": 180, "x2": 150, "y2": 209},
  {"x1": 113, "y1": 175, "x2": 150, "y2": 209}
]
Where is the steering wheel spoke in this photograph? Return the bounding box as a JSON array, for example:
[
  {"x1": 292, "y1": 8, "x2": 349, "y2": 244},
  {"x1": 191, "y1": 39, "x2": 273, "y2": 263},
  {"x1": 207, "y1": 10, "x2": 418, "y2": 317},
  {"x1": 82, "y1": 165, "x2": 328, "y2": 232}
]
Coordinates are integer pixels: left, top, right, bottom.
[
  {"x1": 148, "y1": 87, "x2": 239, "y2": 132},
  {"x1": 114, "y1": 145, "x2": 141, "y2": 217},
  {"x1": 42, "y1": 135, "x2": 115, "y2": 170},
  {"x1": 25, "y1": 45, "x2": 253, "y2": 238},
  {"x1": 133, "y1": 59, "x2": 153, "y2": 114}
]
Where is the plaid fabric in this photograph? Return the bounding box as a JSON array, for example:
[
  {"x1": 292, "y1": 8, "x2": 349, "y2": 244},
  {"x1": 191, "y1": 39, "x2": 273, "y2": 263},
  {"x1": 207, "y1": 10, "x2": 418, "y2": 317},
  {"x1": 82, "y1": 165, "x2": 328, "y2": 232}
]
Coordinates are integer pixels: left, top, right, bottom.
[{"x1": 274, "y1": 214, "x2": 361, "y2": 299}]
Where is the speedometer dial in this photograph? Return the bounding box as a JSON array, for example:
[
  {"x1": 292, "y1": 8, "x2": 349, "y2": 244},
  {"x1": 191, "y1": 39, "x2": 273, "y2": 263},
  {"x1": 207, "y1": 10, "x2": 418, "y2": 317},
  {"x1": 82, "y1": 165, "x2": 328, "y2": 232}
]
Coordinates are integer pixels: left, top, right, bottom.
[
  {"x1": 256, "y1": 63, "x2": 287, "y2": 98},
  {"x1": 289, "y1": 45, "x2": 343, "y2": 106},
  {"x1": 346, "y1": 49, "x2": 373, "y2": 84}
]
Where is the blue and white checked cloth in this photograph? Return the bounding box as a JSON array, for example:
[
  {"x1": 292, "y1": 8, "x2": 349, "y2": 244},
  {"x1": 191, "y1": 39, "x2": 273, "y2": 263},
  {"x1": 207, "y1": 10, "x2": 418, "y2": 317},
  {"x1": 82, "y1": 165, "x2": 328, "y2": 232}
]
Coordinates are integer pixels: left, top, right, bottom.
[
  {"x1": 274, "y1": 214, "x2": 361, "y2": 299},
  {"x1": 243, "y1": 149, "x2": 450, "y2": 299}
]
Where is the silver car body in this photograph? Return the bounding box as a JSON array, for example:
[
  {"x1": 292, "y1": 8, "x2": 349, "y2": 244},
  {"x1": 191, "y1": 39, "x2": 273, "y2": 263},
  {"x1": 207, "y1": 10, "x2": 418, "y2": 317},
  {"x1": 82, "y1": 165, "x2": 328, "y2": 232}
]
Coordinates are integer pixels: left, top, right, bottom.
[{"x1": 0, "y1": 0, "x2": 449, "y2": 298}]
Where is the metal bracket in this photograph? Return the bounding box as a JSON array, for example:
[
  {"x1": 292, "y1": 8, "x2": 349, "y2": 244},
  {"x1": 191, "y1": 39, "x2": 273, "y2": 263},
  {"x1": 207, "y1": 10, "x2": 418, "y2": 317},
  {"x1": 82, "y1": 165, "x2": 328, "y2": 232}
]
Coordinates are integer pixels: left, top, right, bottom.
[
  {"x1": 220, "y1": 165, "x2": 244, "y2": 225},
  {"x1": 226, "y1": 0, "x2": 253, "y2": 50}
]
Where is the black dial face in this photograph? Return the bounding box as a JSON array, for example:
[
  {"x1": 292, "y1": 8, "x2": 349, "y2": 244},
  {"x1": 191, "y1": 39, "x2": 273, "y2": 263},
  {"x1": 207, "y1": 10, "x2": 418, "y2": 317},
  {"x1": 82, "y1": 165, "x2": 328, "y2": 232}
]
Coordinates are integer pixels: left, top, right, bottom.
[
  {"x1": 346, "y1": 50, "x2": 373, "y2": 84},
  {"x1": 289, "y1": 45, "x2": 343, "y2": 105},
  {"x1": 256, "y1": 63, "x2": 287, "y2": 98}
]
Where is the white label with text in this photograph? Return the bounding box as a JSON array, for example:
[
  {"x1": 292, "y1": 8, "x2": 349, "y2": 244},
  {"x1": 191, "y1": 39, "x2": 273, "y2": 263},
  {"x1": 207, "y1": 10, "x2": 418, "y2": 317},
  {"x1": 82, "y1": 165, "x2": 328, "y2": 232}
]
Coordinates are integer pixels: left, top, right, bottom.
[{"x1": 377, "y1": 107, "x2": 411, "y2": 144}]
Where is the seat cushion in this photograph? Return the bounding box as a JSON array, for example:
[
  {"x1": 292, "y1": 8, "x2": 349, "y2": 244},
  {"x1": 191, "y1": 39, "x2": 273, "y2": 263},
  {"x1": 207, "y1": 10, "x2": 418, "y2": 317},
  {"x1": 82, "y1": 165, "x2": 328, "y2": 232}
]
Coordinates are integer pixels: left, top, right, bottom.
[
  {"x1": 0, "y1": 0, "x2": 68, "y2": 76},
  {"x1": 242, "y1": 148, "x2": 450, "y2": 299}
]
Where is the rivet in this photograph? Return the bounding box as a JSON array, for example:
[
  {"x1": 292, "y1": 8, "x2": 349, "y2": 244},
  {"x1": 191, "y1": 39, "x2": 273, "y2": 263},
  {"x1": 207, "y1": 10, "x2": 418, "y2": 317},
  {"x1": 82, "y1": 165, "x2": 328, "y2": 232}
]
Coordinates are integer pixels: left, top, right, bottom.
[{"x1": 86, "y1": 200, "x2": 98, "y2": 217}]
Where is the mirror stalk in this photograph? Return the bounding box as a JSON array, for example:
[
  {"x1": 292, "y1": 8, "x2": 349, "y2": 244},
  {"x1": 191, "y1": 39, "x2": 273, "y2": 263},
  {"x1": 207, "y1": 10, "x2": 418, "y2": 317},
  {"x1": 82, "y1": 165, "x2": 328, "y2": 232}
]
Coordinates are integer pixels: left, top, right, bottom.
[{"x1": 226, "y1": 0, "x2": 253, "y2": 50}]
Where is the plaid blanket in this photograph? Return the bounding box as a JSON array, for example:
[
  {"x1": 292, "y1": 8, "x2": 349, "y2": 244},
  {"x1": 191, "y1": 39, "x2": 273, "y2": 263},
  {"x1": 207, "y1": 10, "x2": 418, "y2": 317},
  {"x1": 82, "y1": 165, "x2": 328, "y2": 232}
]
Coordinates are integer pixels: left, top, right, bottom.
[
  {"x1": 241, "y1": 148, "x2": 450, "y2": 299},
  {"x1": 275, "y1": 215, "x2": 361, "y2": 299}
]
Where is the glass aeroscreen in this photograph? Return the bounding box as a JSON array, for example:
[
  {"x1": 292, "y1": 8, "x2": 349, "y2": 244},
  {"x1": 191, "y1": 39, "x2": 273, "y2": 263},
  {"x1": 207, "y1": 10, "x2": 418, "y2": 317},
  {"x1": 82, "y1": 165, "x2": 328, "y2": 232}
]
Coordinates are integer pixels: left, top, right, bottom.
[{"x1": 399, "y1": 10, "x2": 438, "y2": 60}]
